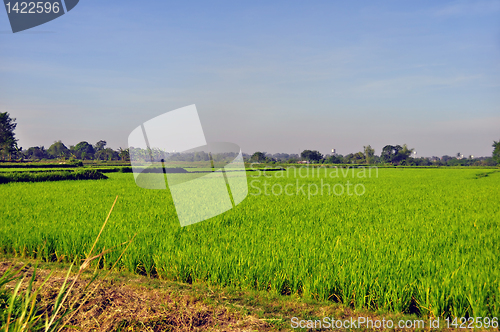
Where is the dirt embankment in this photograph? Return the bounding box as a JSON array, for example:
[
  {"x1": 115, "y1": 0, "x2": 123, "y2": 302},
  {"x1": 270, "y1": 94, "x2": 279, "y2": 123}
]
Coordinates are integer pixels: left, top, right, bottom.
[{"x1": 0, "y1": 260, "x2": 273, "y2": 332}]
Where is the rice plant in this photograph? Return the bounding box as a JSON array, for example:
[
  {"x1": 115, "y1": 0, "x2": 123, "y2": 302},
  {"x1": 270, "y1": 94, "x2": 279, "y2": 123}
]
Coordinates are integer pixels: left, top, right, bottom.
[
  {"x1": 0, "y1": 168, "x2": 498, "y2": 318},
  {"x1": 0, "y1": 196, "x2": 134, "y2": 331}
]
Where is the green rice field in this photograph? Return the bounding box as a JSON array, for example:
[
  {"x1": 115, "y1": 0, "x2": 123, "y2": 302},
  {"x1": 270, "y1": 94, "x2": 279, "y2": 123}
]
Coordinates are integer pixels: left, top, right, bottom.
[{"x1": 0, "y1": 167, "x2": 499, "y2": 318}]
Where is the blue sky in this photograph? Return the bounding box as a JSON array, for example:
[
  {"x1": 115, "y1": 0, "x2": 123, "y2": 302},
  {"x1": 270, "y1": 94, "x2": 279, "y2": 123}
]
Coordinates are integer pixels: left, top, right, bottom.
[{"x1": 1, "y1": 0, "x2": 499, "y2": 157}]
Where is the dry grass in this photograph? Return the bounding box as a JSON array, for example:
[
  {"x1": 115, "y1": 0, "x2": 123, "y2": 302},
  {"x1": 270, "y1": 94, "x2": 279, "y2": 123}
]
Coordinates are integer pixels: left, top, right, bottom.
[
  {"x1": 0, "y1": 260, "x2": 273, "y2": 332},
  {"x1": 2, "y1": 259, "x2": 487, "y2": 331}
]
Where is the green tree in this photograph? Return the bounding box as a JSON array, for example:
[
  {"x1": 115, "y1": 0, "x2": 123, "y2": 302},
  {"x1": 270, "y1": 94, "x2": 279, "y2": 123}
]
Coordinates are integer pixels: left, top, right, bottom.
[
  {"x1": 118, "y1": 147, "x2": 130, "y2": 161},
  {"x1": 381, "y1": 144, "x2": 413, "y2": 164},
  {"x1": 345, "y1": 151, "x2": 365, "y2": 164},
  {"x1": 343, "y1": 153, "x2": 354, "y2": 164},
  {"x1": 325, "y1": 154, "x2": 342, "y2": 164},
  {"x1": 95, "y1": 148, "x2": 117, "y2": 161},
  {"x1": 300, "y1": 150, "x2": 323, "y2": 163},
  {"x1": 441, "y1": 155, "x2": 452, "y2": 162},
  {"x1": 71, "y1": 141, "x2": 95, "y2": 160},
  {"x1": 47, "y1": 141, "x2": 70, "y2": 159},
  {"x1": 94, "y1": 140, "x2": 107, "y2": 152},
  {"x1": 493, "y1": 140, "x2": 500, "y2": 164},
  {"x1": 24, "y1": 146, "x2": 47, "y2": 160},
  {"x1": 381, "y1": 145, "x2": 397, "y2": 163},
  {"x1": 194, "y1": 151, "x2": 210, "y2": 161},
  {"x1": 250, "y1": 151, "x2": 267, "y2": 162},
  {"x1": 363, "y1": 145, "x2": 375, "y2": 164},
  {"x1": 0, "y1": 112, "x2": 18, "y2": 161},
  {"x1": 395, "y1": 144, "x2": 414, "y2": 164}
]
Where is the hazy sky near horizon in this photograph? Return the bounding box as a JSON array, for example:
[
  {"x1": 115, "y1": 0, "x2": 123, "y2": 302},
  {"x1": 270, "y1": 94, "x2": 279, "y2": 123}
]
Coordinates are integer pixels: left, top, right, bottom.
[{"x1": 0, "y1": 0, "x2": 499, "y2": 157}]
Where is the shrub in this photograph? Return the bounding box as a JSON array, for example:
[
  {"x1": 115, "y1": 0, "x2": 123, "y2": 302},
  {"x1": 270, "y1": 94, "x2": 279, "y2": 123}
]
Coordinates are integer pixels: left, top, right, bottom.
[{"x1": 0, "y1": 170, "x2": 107, "y2": 184}]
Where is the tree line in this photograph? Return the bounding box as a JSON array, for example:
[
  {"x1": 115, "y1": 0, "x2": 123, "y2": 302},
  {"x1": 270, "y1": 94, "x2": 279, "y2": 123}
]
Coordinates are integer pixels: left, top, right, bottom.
[
  {"x1": 1, "y1": 112, "x2": 499, "y2": 165},
  {"x1": 22, "y1": 140, "x2": 130, "y2": 161},
  {"x1": 0, "y1": 112, "x2": 129, "y2": 162},
  {"x1": 250, "y1": 143, "x2": 500, "y2": 166}
]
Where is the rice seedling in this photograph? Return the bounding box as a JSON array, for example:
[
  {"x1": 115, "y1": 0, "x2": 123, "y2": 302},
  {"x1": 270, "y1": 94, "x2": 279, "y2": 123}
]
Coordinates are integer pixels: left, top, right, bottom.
[
  {"x1": 0, "y1": 170, "x2": 107, "y2": 184},
  {"x1": 0, "y1": 196, "x2": 134, "y2": 331},
  {"x1": 0, "y1": 167, "x2": 498, "y2": 318}
]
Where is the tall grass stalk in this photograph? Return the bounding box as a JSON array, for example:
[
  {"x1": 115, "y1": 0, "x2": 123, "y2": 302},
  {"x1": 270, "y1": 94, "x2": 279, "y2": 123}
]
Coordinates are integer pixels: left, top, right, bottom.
[{"x1": 0, "y1": 196, "x2": 134, "y2": 332}]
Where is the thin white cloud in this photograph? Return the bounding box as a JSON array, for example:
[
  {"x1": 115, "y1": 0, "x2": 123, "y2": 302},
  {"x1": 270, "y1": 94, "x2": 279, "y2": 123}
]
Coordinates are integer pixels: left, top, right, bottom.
[
  {"x1": 350, "y1": 74, "x2": 482, "y2": 98},
  {"x1": 433, "y1": 0, "x2": 500, "y2": 17}
]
